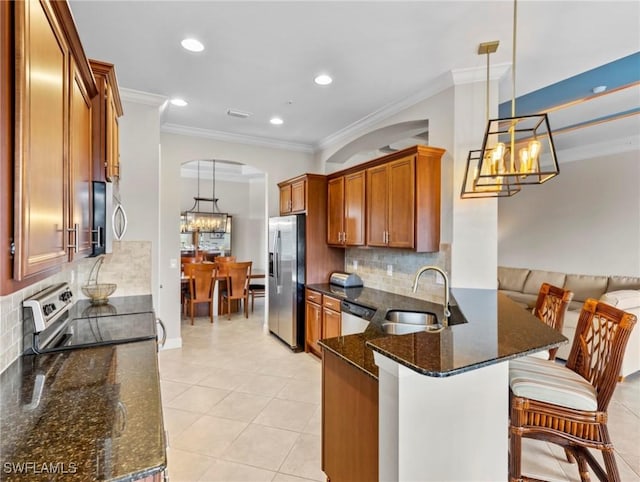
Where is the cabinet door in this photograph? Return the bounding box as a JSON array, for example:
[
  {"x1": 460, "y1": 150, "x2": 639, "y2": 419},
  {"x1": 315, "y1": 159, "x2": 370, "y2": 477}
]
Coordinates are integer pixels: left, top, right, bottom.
[
  {"x1": 322, "y1": 308, "x2": 341, "y2": 340},
  {"x1": 290, "y1": 179, "x2": 306, "y2": 212},
  {"x1": 105, "y1": 83, "x2": 120, "y2": 181},
  {"x1": 344, "y1": 171, "x2": 365, "y2": 246},
  {"x1": 69, "y1": 58, "x2": 93, "y2": 259},
  {"x1": 323, "y1": 350, "x2": 378, "y2": 482},
  {"x1": 14, "y1": 0, "x2": 69, "y2": 279},
  {"x1": 305, "y1": 300, "x2": 322, "y2": 356},
  {"x1": 387, "y1": 157, "x2": 415, "y2": 248},
  {"x1": 279, "y1": 184, "x2": 292, "y2": 214},
  {"x1": 327, "y1": 177, "x2": 344, "y2": 245},
  {"x1": 366, "y1": 165, "x2": 388, "y2": 247}
]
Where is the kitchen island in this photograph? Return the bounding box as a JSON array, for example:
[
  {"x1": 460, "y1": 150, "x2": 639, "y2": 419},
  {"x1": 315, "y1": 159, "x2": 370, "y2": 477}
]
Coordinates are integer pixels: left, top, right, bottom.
[
  {"x1": 0, "y1": 340, "x2": 166, "y2": 481},
  {"x1": 316, "y1": 286, "x2": 567, "y2": 481}
]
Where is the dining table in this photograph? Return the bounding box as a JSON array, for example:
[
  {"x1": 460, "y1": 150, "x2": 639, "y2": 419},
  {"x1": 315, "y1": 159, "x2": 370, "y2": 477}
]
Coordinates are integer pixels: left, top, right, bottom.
[{"x1": 181, "y1": 264, "x2": 265, "y2": 316}]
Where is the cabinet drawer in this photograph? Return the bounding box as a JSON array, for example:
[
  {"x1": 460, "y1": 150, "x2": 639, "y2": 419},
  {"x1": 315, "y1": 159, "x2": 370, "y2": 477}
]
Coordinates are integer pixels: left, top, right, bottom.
[
  {"x1": 323, "y1": 295, "x2": 341, "y2": 311},
  {"x1": 306, "y1": 288, "x2": 322, "y2": 304}
]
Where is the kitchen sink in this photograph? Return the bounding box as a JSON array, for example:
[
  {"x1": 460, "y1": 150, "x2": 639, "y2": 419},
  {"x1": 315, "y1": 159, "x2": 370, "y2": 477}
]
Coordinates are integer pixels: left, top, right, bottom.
[
  {"x1": 381, "y1": 306, "x2": 468, "y2": 335},
  {"x1": 385, "y1": 310, "x2": 438, "y2": 325},
  {"x1": 381, "y1": 322, "x2": 443, "y2": 335}
]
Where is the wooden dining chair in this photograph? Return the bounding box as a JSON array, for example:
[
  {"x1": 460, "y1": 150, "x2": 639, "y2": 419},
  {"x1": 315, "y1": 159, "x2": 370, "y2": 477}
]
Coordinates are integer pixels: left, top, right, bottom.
[
  {"x1": 214, "y1": 255, "x2": 236, "y2": 264},
  {"x1": 249, "y1": 283, "x2": 265, "y2": 312},
  {"x1": 532, "y1": 282, "x2": 574, "y2": 360},
  {"x1": 509, "y1": 299, "x2": 637, "y2": 482},
  {"x1": 221, "y1": 261, "x2": 252, "y2": 320},
  {"x1": 183, "y1": 262, "x2": 218, "y2": 325}
]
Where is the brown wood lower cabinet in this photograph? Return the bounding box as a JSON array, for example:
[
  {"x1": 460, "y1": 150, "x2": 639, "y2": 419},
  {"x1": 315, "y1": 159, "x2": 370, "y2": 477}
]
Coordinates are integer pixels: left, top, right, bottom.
[
  {"x1": 322, "y1": 349, "x2": 378, "y2": 482},
  {"x1": 306, "y1": 289, "x2": 342, "y2": 358},
  {"x1": 305, "y1": 296, "x2": 322, "y2": 357}
]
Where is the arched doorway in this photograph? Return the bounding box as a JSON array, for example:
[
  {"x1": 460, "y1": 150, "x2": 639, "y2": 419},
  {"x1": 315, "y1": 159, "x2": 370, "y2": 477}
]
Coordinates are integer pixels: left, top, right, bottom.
[{"x1": 179, "y1": 159, "x2": 268, "y2": 322}]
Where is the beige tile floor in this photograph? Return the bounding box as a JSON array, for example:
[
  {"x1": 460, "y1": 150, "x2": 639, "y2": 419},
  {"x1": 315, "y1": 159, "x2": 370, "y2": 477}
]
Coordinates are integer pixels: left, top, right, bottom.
[{"x1": 160, "y1": 301, "x2": 640, "y2": 482}]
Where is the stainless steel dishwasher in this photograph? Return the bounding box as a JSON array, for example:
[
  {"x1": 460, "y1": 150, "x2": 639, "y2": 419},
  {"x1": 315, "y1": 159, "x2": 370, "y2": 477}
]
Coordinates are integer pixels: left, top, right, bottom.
[{"x1": 340, "y1": 300, "x2": 376, "y2": 335}]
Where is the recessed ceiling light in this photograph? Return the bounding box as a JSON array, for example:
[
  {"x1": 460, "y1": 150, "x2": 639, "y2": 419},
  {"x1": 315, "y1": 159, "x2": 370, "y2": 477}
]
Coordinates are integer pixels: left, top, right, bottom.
[
  {"x1": 170, "y1": 98, "x2": 188, "y2": 107},
  {"x1": 270, "y1": 117, "x2": 284, "y2": 125},
  {"x1": 314, "y1": 74, "x2": 333, "y2": 85},
  {"x1": 181, "y1": 38, "x2": 204, "y2": 52},
  {"x1": 592, "y1": 85, "x2": 607, "y2": 94}
]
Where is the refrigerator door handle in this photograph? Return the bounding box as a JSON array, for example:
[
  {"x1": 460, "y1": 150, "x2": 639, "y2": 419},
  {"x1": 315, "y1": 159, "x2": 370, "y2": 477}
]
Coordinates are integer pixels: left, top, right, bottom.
[
  {"x1": 271, "y1": 230, "x2": 278, "y2": 284},
  {"x1": 275, "y1": 230, "x2": 281, "y2": 288}
]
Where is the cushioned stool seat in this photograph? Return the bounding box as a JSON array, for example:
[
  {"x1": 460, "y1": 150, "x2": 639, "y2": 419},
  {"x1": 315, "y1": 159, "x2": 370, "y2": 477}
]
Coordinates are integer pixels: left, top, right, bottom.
[{"x1": 509, "y1": 356, "x2": 596, "y2": 411}]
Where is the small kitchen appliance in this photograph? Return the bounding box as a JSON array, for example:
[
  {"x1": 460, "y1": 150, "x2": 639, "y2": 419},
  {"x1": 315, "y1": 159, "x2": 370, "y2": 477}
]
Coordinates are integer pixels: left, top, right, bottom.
[{"x1": 329, "y1": 272, "x2": 364, "y2": 288}]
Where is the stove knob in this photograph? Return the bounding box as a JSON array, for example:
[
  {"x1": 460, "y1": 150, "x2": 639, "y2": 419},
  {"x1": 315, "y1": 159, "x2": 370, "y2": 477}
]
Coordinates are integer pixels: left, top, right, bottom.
[
  {"x1": 43, "y1": 303, "x2": 56, "y2": 316},
  {"x1": 59, "y1": 290, "x2": 72, "y2": 302}
]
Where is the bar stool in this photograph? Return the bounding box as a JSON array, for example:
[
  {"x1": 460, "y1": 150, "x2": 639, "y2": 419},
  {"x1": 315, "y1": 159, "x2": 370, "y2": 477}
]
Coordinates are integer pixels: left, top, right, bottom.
[{"x1": 509, "y1": 299, "x2": 637, "y2": 482}]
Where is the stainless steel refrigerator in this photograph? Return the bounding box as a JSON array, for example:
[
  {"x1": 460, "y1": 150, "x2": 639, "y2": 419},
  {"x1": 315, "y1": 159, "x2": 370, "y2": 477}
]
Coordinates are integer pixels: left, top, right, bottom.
[{"x1": 268, "y1": 215, "x2": 305, "y2": 351}]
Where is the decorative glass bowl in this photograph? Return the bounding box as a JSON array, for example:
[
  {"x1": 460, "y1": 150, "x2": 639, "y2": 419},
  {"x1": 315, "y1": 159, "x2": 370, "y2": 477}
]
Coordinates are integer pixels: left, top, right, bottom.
[{"x1": 81, "y1": 283, "x2": 117, "y2": 305}]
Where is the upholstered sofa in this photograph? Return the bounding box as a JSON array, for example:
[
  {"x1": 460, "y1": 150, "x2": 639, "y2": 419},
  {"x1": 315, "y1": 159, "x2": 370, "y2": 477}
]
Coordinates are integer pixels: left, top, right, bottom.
[{"x1": 498, "y1": 266, "x2": 640, "y2": 378}]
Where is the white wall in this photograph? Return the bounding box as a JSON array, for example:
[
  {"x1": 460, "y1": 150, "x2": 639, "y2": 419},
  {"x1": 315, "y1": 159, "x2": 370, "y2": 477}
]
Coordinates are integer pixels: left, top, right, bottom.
[
  {"x1": 119, "y1": 99, "x2": 162, "y2": 308},
  {"x1": 180, "y1": 176, "x2": 260, "y2": 263},
  {"x1": 159, "y1": 132, "x2": 316, "y2": 348},
  {"x1": 498, "y1": 150, "x2": 640, "y2": 276}
]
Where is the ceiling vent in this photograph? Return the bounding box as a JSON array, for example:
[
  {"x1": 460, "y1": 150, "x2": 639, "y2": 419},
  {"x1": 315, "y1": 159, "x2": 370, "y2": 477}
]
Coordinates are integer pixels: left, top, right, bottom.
[{"x1": 227, "y1": 108, "x2": 252, "y2": 119}]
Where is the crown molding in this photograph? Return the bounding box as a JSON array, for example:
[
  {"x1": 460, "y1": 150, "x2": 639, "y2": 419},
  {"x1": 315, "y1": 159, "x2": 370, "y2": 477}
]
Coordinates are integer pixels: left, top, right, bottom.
[
  {"x1": 120, "y1": 87, "x2": 168, "y2": 107},
  {"x1": 451, "y1": 62, "x2": 510, "y2": 85},
  {"x1": 315, "y1": 64, "x2": 511, "y2": 153},
  {"x1": 161, "y1": 123, "x2": 314, "y2": 153},
  {"x1": 315, "y1": 72, "x2": 454, "y2": 152}
]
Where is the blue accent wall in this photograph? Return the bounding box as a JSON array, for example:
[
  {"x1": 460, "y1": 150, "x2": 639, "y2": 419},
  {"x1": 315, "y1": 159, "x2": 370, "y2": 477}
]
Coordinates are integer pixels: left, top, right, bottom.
[{"x1": 499, "y1": 51, "x2": 640, "y2": 117}]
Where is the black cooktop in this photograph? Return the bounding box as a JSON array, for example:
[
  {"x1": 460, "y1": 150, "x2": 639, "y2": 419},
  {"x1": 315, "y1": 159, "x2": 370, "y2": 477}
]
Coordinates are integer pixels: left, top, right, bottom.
[
  {"x1": 60, "y1": 312, "x2": 157, "y2": 348},
  {"x1": 71, "y1": 295, "x2": 153, "y2": 319},
  {"x1": 29, "y1": 295, "x2": 157, "y2": 355}
]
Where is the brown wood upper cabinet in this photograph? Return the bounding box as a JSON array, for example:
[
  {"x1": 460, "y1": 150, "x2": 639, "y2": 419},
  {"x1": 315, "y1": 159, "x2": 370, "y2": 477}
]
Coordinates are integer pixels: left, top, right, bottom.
[
  {"x1": 2, "y1": 0, "x2": 98, "y2": 292},
  {"x1": 328, "y1": 145, "x2": 444, "y2": 253},
  {"x1": 276, "y1": 174, "x2": 344, "y2": 284},
  {"x1": 367, "y1": 156, "x2": 415, "y2": 249},
  {"x1": 279, "y1": 177, "x2": 305, "y2": 214},
  {"x1": 89, "y1": 59, "x2": 122, "y2": 182},
  {"x1": 69, "y1": 56, "x2": 94, "y2": 259},
  {"x1": 10, "y1": 0, "x2": 97, "y2": 284},
  {"x1": 327, "y1": 171, "x2": 365, "y2": 247}
]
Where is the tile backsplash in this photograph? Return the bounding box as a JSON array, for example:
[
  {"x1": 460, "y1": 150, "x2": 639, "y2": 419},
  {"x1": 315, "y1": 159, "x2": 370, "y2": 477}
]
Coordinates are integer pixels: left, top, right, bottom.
[
  {"x1": 75, "y1": 241, "x2": 152, "y2": 300},
  {"x1": 345, "y1": 244, "x2": 451, "y2": 304},
  {"x1": 0, "y1": 240, "x2": 152, "y2": 374}
]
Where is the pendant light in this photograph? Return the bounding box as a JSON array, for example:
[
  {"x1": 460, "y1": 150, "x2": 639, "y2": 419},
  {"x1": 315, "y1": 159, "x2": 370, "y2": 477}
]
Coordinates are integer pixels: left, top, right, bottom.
[
  {"x1": 181, "y1": 160, "x2": 228, "y2": 233},
  {"x1": 473, "y1": 0, "x2": 559, "y2": 190},
  {"x1": 461, "y1": 41, "x2": 520, "y2": 198}
]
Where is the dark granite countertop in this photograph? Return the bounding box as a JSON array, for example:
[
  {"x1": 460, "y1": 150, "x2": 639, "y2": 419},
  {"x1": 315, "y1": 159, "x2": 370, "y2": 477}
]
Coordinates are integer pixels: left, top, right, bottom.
[
  {"x1": 0, "y1": 340, "x2": 166, "y2": 481},
  {"x1": 311, "y1": 284, "x2": 567, "y2": 379}
]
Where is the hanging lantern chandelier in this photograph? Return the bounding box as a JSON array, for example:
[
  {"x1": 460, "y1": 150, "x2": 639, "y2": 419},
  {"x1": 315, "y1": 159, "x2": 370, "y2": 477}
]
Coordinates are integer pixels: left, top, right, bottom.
[
  {"x1": 461, "y1": 40, "x2": 520, "y2": 198},
  {"x1": 472, "y1": 0, "x2": 559, "y2": 192},
  {"x1": 181, "y1": 160, "x2": 228, "y2": 233}
]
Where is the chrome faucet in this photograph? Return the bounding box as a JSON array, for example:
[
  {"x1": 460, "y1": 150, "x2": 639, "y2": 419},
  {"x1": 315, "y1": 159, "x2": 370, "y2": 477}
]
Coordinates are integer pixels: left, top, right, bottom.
[{"x1": 412, "y1": 265, "x2": 451, "y2": 325}]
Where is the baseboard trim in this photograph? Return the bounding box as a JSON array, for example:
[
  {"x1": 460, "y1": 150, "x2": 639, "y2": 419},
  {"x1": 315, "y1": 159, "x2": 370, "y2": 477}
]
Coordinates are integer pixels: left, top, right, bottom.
[{"x1": 161, "y1": 337, "x2": 182, "y2": 351}]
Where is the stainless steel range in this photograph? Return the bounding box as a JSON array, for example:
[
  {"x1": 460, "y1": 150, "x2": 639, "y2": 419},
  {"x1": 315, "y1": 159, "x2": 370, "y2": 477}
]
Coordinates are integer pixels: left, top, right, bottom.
[{"x1": 22, "y1": 283, "x2": 164, "y2": 354}]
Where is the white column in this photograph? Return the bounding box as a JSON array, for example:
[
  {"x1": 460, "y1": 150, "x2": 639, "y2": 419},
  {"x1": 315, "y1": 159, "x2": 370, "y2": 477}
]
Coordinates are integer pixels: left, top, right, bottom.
[
  {"x1": 450, "y1": 65, "x2": 509, "y2": 289},
  {"x1": 375, "y1": 352, "x2": 509, "y2": 481}
]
